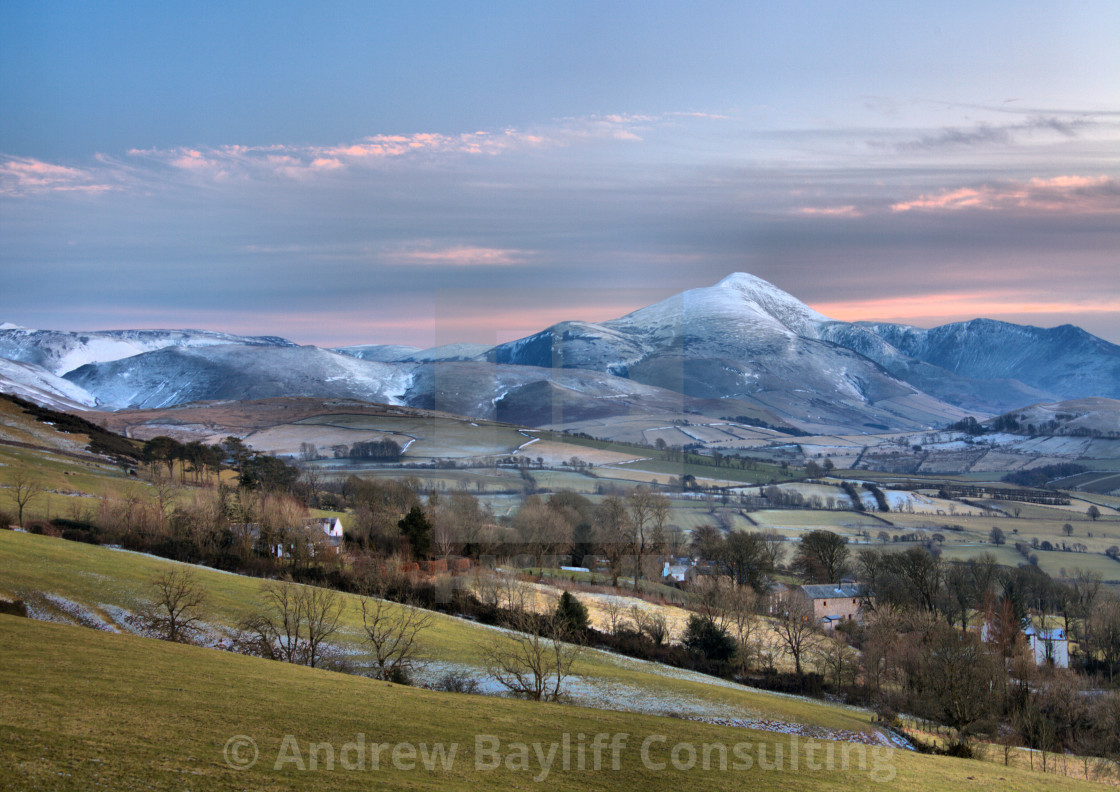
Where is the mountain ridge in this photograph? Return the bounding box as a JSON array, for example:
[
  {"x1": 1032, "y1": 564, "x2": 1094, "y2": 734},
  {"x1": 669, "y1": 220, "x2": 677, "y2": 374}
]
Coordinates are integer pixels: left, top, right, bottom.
[{"x1": 3, "y1": 273, "x2": 1117, "y2": 433}]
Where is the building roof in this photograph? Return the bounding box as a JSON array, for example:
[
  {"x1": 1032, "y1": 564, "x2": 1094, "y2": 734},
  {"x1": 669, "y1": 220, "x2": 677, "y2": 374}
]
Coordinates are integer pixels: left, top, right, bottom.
[
  {"x1": 1024, "y1": 626, "x2": 1066, "y2": 641},
  {"x1": 799, "y1": 584, "x2": 865, "y2": 600}
]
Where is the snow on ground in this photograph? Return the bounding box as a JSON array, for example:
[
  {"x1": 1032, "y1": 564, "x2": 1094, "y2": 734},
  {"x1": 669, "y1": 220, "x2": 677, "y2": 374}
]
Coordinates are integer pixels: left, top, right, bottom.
[
  {"x1": 418, "y1": 613, "x2": 909, "y2": 748},
  {"x1": 412, "y1": 650, "x2": 908, "y2": 747},
  {"x1": 24, "y1": 593, "x2": 120, "y2": 633}
]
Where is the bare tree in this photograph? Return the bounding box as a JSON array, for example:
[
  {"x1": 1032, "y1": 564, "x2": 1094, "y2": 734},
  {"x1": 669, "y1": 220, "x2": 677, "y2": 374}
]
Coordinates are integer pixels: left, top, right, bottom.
[
  {"x1": 482, "y1": 609, "x2": 580, "y2": 701},
  {"x1": 514, "y1": 496, "x2": 571, "y2": 575},
  {"x1": 816, "y1": 638, "x2": 859, "y2": 691},
  {"x1": 302, "y1": 585, "x2": 345, "y2": 669},
  {"x1": 257, "y1": 580, "x2": 306, "y2": 664},
  {"x1": 495, "y1": 569, "x2": 526, "y2": 612},
  {"x1": 10, "y1": 470, "x2": 44, "y2": 528},
  {"x1": 144, "y1": 567, "x2": 207, "y2": 642},
  {"x1": 595, "y1": 495, "x2": 631, "y2": 587},
  {"x1": 758, "y1": 530, "x2": 786, "y2": 569},
  {"x1": 772, "y1": 593, "x2": 821, "y2": 676},
  {"x1": 724, "y1": 584, "x2": 761, "y2": 670},
  {"x1": 919, "y1": 623, "x2": 1000, "y2": 752},
  {"x1": 472, "y1": 569, "x2": 501, "y2": 612},
  {"x1": 627, "y1": 487, "x2": 660, "y2": 590},
  {"x1": 638, "y1": 609, "x2": 670, "y2": 645},
  {"x1": 792, "y1": 530, "x2": 849, "y2": 583},
  {"x1": 360, "y1": 595, "x2": 433, "y2": 682},
  {"x1": 247, "y1": 580, "x2": 344, "y2": 667},
  {"x1": 690, "y1": 575, "x2": 731, "y2": 630},
  {"x1": 602, "y1": 598, "x2": 626, "y2": 636},
  {"x1": 649, "y1": 492, "x2": 671, "y2": 549}
]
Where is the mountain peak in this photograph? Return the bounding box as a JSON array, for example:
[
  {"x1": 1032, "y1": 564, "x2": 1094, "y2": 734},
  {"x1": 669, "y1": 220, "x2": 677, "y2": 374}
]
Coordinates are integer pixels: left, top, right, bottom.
[
  {"x1": 712, "y1": 272, "x2": 832, "y2": 332},
  {"x1": 716, "y1": 272, "x2": 778, "y2": 290}
]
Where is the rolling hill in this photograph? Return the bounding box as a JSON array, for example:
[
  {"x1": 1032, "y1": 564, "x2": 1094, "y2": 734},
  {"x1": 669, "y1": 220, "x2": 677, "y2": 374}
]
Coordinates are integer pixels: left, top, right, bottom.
[{"x1": 4, "y1": 273, "x2": 1119, "y2": 434}]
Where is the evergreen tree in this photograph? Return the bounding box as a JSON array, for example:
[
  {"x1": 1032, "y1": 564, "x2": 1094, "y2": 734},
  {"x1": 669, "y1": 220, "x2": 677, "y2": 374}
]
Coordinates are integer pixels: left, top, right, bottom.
[
  {"x1": 554, "y1": 591, "x2": 589, "y2": 634},
  {"x1": 398, "y1": 506, "x2": 432, "y2": 559}
]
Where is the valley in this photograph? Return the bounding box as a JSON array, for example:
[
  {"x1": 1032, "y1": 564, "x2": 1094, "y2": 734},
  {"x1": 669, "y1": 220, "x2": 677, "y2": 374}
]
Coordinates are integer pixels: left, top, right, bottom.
[{"x1": 3, "y1": 274, "x2": 1120, "y2": 790}]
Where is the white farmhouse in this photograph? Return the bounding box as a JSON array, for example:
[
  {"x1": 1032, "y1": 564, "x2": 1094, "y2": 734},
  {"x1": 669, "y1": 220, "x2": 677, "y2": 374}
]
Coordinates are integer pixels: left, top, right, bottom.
[
  {"x1": 308, "y1": 517, "x2": 344, "y2": 556},
  {"x1": 1024, "y1": 625, "x2": 1069, "y2": 668}
]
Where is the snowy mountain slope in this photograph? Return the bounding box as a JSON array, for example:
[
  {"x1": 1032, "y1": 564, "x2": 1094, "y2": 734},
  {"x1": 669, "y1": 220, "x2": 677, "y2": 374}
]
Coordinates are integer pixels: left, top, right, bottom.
[
  {"x1": 0, "y1": 325, "x2": 296, "y2": 376},
  {"x1": 63, "y1": 345, "x2": 413, "y2": 410},
  {"x1": 489, "y1": 320, "x2": 647, "y2": 375},
  {"x1": 0, "y1": 357, "x2": 97, "y2": 411},
  {"x1": 855, "y1": 319, "x2": 1120, "y2": 401},
  {"x1": 816, "y1": 322, "x2": 1054, "y2": 413},
  {"x1": 607, "y1": 272, "x2": 831, "y2": 342},
  {"x1": 490, "y1": 273, "x2": 832, "y2": 373},
  {"x1": 404, "y1": 361, "x2": 777, "y2": 426},
  {"x1": 7, "y1": 273, "x2": 1119, "y2": 433},
  {"x1": 487, "y1": 273, "x2": 968, "y2": 429},
  {"x1": 61, "y1": 345, "x2": 794, "y2": 428},
  {"x1": 400, "y1": 344, "x2": 494, "y2": 362},
  {"x1": 332, "y1": 344, "x2": 423, "y2": 362}
]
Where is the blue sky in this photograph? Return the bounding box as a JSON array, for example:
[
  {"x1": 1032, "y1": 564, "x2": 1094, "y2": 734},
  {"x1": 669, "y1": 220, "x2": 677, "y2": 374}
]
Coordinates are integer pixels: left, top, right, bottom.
[{"x1": 2, "y1": 2, "x2": 1118, "y2": 346}]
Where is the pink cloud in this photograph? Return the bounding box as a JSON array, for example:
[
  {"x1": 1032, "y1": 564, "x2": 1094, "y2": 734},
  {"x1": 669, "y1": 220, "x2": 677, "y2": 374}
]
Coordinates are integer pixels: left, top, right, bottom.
[
  {"x1": 892, "y1": 175, "x2": 1118, "y2": 213},
  {"x1": 389, "y1": 245, "x2": 529, "y2": 267},
  {"x1": 0, "y1": 156, "x2": 117, "y2": 195},
  {"x1": 795, "y1": 205, "x2": 862, "y2": 217},
  {"x1": 169, "y1": 149, "x2": 216, "y2": 170},
  {"x1": 3, "y1": 111, "x2": 683, "y2": 194}
]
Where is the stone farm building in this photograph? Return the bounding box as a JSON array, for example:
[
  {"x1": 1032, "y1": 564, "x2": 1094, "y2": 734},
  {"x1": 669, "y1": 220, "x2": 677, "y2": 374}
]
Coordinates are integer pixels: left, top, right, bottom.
[{"x1": 796, "y1": 583, "x2": 867, "y2": 630}]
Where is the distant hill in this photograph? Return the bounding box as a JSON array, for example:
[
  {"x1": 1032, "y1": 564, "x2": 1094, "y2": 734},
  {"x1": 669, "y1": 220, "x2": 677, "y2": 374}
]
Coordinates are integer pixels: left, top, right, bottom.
[
  {"x1": 3, "y1": 273, "x2": 1119, "y2": 433},
  {"x1": 985, "y1": 397, "x2": 1120, "y2": 438}
]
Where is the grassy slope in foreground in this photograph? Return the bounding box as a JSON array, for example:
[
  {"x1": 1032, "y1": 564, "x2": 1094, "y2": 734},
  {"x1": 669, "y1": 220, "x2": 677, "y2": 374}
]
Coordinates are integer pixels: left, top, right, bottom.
[
  {"x1": 1, "y1": 615, "x2": 1102, "y2": 792},
  {"x1": 0, "y1": 530, "x2": 872, "y2": 733}
]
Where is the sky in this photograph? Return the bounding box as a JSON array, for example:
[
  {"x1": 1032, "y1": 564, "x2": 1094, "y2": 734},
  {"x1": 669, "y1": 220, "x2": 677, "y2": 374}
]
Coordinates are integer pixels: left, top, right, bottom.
[{"x1": 2, "y1": 1, "x2": 1118, "y2": 348}]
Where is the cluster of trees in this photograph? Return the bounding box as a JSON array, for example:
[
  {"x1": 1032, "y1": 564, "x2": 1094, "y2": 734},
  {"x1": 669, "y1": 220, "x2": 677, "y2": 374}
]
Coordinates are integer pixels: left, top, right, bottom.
[
  {"x1": 803, "y1": 458, "x2": 836, "y2": 478},
  {"x1": 324, "y1": 440, "x2": 403, "y2": 461},
  {"x1": 140, "y1": 435, "x2": 299, "y2": 491},
  {"x1": 845, "y1": 543, "x2": 1120, "y2": 760},
  {"x1": 839, "y1": 481, "x2": 865, "y2": 512},
  {"x1": 721, "y1": 415, "x2": 811, "y2": 437},
  {"x1": 690, "y1": 525, "x2": 785, "y2": 590},
  {"x1": 1001, "y1": 463, "x2": 1086, "y2": 489},
  {"x1": 949, "y1": 413, "x2": 1118, "y2": 439}
]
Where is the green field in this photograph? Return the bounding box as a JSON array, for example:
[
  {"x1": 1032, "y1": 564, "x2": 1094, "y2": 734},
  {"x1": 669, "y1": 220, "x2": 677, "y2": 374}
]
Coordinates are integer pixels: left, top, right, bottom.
[
  {"x1": 0, "y1": 530, "x2": 875, "y2": 734},
  {"x1": 4, "y1": 614, "x2": 1099, "y2": 791}
]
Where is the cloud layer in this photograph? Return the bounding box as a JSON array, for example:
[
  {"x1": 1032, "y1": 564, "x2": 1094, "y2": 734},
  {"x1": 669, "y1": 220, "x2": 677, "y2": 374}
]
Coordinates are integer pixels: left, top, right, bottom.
[{"x1": 2, "y1": 105, "x2": 1118, "y2": 347}]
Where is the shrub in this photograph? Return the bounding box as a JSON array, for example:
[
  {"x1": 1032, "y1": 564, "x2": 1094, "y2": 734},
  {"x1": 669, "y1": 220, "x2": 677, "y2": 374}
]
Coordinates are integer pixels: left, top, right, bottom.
[
  {"x1": 554, "y1": 591, "x2": 589, "y2": 633},
  {"x1": 432, "y1": 671, "x2": 481, "y2": 694},
  {"x1": 682, "y1": 615, "x2": 737, "y2": 663},
  {"x1": 0, "y1": 599, "x2": 28, "y2": 617},
  {"x1": 25, "y1": 520, "x2": 61, "y2": 537},
  {"x1": 51, "y1": 518, "x2": 103, "y2": 545},
  {"x1": 387, "y1": 667, "x2": 412, "y2": 686}
]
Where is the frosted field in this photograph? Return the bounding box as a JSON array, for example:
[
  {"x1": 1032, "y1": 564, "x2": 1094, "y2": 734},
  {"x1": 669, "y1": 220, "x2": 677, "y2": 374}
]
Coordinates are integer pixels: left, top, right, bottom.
[{"x1": 294, "y1": 414, "x2": 530, "y2": 459}]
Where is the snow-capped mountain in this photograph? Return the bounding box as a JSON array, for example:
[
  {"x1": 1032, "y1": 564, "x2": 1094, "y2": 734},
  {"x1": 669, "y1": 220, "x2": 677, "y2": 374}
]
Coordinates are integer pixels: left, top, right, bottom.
[
  {"x1": 332, "y1": 344, "x2": 423, "y2": 362},
  {"x1": 63, "y1": 345, "x2": 411, "y2": 410},
  {"x1": 0, "y1": 325, "x2": 296, "y2": 376},
  {"x1": 852, "y1": 319, "x2": 1120, "y2": 402},
  {"x1": 486, "y1": 273, "x2": 972, "y2": 429},
  {"x1": 0, "y1": 357, "x2": 96, "y2": 410},
  {"x1": 3, "y1": 273, "x2": 1118, "y2": 433},
  {"x1": 59, "y1": 343, "x2": 774, "y2": 427}
]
